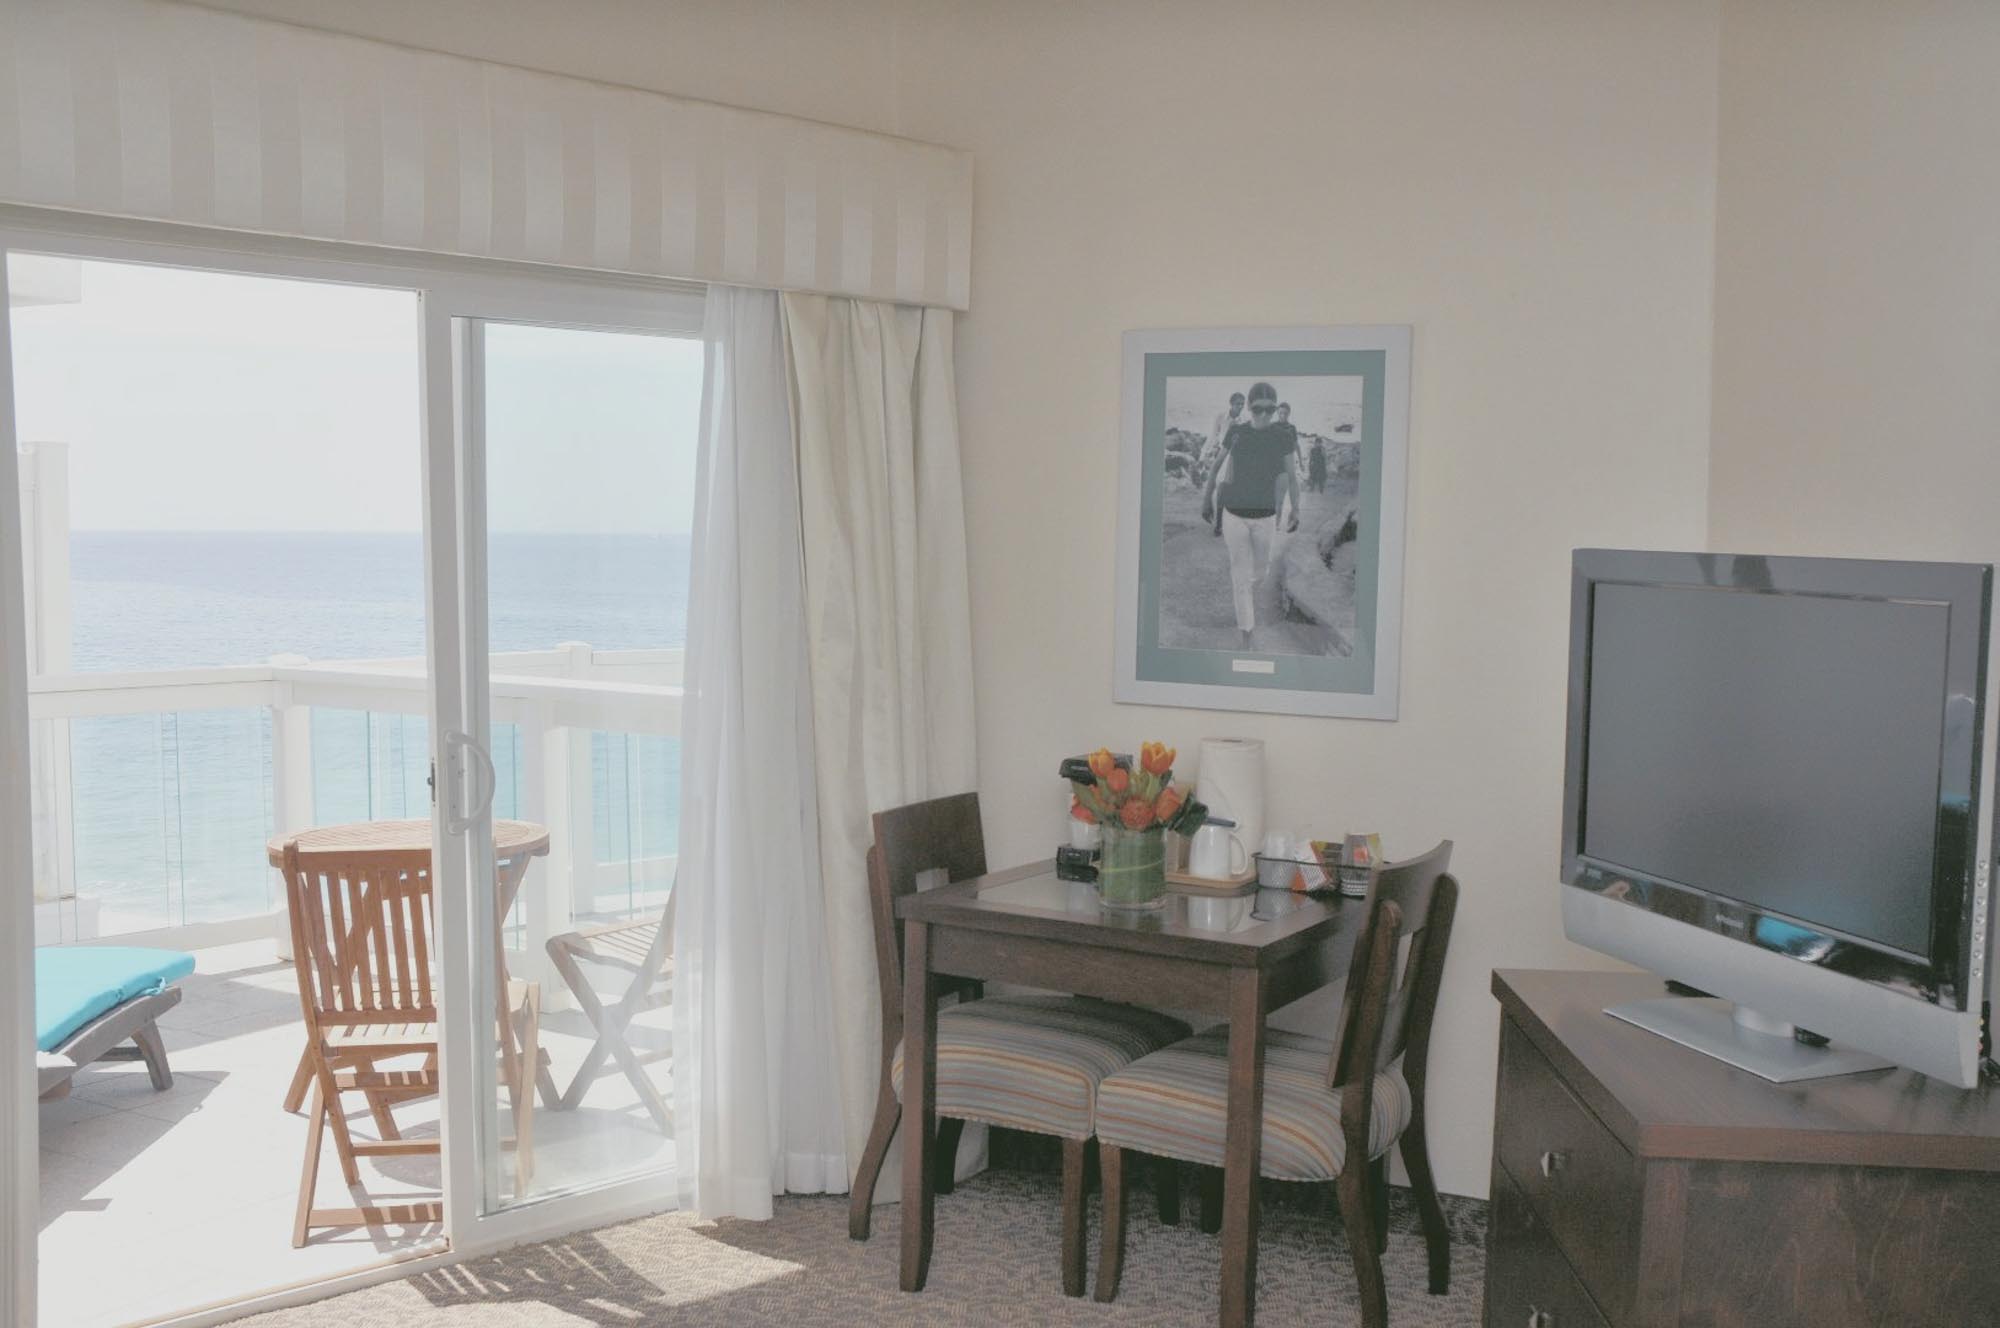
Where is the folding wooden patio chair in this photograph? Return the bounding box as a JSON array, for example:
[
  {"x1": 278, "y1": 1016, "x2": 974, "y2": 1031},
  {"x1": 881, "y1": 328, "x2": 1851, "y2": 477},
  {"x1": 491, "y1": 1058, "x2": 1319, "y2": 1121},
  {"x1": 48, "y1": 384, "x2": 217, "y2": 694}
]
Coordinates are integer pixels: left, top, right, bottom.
[
  {"x1": 544, "y1": 889, "x2": 673, "y2": 1133},
  {"x1": 281, "y1": 840, "x2": 446, "y2": 1246}
]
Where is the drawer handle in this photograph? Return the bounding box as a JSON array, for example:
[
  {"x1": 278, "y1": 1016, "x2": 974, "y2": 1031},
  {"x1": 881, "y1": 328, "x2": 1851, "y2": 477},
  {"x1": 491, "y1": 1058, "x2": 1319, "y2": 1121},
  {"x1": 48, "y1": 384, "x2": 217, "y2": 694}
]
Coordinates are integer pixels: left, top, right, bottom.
[
  {"x1": 1538, "y1": 1149, "x2": 1568, "y2": 1179},
  {"x1": 1526, "y1": 1308, "x2": 1554, "y2": 1328}
]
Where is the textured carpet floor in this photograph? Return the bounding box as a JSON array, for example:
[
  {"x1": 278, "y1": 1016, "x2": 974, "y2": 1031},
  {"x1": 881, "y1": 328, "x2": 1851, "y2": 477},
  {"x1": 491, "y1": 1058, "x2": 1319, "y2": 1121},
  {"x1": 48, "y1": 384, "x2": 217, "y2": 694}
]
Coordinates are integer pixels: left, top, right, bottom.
[{"x1": 244, "y1": 1170, "x2": 1486, "y2": 1326}]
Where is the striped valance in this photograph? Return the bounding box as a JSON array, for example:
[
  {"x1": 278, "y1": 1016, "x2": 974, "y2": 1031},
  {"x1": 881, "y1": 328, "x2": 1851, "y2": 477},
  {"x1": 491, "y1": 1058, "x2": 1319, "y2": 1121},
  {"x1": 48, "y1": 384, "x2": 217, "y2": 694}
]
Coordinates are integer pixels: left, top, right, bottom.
[{"x1": 0, "y1": 0, "x2": 973, "y2": 309}]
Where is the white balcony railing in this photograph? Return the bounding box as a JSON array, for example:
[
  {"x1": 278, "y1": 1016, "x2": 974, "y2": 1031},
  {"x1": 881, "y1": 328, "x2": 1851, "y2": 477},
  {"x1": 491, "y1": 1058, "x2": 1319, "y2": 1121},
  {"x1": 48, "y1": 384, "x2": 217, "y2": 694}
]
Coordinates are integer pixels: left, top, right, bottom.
[{"x1": 26, "y1": 644, "x2": 683, "y2": 995}]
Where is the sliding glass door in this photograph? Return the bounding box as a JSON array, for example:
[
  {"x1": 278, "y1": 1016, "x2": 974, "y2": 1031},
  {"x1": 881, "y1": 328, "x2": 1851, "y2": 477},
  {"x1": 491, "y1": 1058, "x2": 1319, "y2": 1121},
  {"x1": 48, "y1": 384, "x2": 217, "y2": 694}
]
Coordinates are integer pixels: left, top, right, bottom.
[
  {"x1": 0, "y1": 219, "x2": 706, "y2": 1324},
  {"x1": 444, "y1": 310, "x2": 701, "y2": 1234}
]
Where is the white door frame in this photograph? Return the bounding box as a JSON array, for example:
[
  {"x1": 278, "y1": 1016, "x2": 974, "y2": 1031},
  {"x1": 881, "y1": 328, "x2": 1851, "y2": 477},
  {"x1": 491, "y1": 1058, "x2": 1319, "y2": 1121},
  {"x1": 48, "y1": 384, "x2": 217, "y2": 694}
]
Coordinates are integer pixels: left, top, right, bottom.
[
  {"x1": 0, "y1": 245, "x2": 43, "y2": 1328},
  {"x1": 0, "y1": 212, "x2": 704, "y2": 1323}
]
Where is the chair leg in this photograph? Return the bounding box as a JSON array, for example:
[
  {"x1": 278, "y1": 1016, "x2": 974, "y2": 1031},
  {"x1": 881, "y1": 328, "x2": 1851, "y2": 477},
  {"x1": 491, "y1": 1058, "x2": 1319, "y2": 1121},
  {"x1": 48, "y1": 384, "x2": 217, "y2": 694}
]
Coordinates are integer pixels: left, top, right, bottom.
[
  {"x1": 366, "y1": 1091, "x2": 401, "y2": 1141},
  {"x1": 130, "y1": 1020, "x2": 172, "y2": 1091},
  {"x1": 294, "y1": 1082, "x2": 327, "y2": 1249},
  {"x1": 1153, "y1": 1154, "x2": 1181, "y2": 1226},
  {"x1": 1335, "y1": 1164, "x2": 1388, "y2": 1328},
  {"x1": 1198, "y1": 1165, "x2": 1224, "y2": 1235},
  {"x1": 1400, "y1": 1113, "x2": 1452, "y2": 1295},
  {"x1": 320, "y1": 1067, "x2": 362, "y2": 1187},
  {"x1": 283, "y1": 1046, "x2": 313, "y2": 1114},
  {"x1": 934, "y1": 1115, "x2": 966, "y2": 1195},
  {"x1": 1369, "y1": 1154, "x2": 1390, "y2": 1255},
  {"x1": 513, "y1": 984, "x2": 541, "y2": 1196},
  {"x1": 848, "y1": 1078, "x2": 901, "y2": 1241},
  {"x1": 1060, "y1": 1137, "x2": 1088, "y2": 1298},
  {"x1": 1095, "y1": 1143, "x2": 1128, "y2": 1303}
]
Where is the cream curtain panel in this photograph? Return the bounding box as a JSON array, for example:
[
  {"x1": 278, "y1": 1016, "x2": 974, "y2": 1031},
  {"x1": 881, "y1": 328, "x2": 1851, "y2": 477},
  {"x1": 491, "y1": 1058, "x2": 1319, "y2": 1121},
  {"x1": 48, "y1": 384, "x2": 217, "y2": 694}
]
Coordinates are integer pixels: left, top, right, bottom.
[
  {"x1": 674, "y1": 290, "x2": 976, "y2": 1220},
  {"x1": 673, "y1": 288, "x2": 846, "y2": 1220},
  {"x1": 0, "y1": 0, "x2": 973, "y2": 309},
  {"x1": 784, "y1": 294, "x2": 980, "y2": 1196}
]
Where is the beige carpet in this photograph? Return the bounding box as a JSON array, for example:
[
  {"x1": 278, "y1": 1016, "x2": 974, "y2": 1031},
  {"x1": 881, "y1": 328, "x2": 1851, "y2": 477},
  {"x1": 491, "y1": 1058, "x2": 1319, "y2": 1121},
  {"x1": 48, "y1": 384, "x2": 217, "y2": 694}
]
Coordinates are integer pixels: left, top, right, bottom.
[{"x1": 244, "y1": 1170, "x2": 1485, "y2": 1325}]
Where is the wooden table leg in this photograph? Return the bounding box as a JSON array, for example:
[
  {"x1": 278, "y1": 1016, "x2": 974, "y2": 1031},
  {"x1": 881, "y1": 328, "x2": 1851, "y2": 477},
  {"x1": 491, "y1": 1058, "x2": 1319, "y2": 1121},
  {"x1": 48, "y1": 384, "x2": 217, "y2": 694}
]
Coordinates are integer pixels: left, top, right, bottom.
[
  {"x1": 899, "y1": 919, "x2": 938, "y2": 1293},
  {"x1": 1220, "y1": 967, "x2": 1267, "y2": 1327}
]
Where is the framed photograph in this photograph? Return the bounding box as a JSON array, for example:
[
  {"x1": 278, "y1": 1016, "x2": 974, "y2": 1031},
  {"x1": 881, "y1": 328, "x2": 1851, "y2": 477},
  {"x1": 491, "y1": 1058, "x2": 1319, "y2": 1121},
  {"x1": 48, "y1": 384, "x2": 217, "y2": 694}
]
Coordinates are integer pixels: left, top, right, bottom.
[{"x1": 1113, "y1": 325, "x2": 1410, "y2": 719}]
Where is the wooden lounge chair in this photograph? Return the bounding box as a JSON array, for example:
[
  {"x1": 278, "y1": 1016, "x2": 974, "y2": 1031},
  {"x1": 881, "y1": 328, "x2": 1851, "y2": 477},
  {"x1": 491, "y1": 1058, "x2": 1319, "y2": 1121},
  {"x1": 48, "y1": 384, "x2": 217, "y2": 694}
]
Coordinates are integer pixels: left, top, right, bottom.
[
  {"x1": 544, "y1": 890, "x2": 673, "y2": 1133},
  {"x1": 36, "y1": 945, "x2": 195, "y2": 1102}
]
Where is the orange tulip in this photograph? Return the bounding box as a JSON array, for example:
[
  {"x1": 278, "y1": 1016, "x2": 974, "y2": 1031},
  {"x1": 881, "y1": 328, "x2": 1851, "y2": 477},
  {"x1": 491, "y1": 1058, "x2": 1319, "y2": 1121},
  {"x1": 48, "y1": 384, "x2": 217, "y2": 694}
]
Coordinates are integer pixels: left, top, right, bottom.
[
  {"x1": 1154, "y1": 785, "x2": 1183, "y2": 822},
  {"x1": 1070, "y1": 799, "x2": 1095, "y2": 823},
  {"x1": 1119, "y1": 797, "x2": 1156, "y2": 830},
  {"x1": 1106, "y1": 767, "x2": 1130, "y2": 796},
  {"x1": 1139, "y1": 741, "x2": 1176, "y2": 777},
  {"x1": 1087, "y1": 747, "x2": 1117, "y2": 781}
]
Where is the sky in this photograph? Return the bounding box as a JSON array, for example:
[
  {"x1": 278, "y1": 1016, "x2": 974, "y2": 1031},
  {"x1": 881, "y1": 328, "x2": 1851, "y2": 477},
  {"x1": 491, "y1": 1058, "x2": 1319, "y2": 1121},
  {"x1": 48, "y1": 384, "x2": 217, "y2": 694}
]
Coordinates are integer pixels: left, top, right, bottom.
[{"x1": 7, "y1": 257, "x2": 703, "y2": 535}]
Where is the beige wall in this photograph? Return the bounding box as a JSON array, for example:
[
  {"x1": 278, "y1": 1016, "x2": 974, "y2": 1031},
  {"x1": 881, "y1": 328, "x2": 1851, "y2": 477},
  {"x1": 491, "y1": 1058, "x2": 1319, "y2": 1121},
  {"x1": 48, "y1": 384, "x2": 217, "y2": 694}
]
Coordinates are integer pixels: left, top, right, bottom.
[
  {"x1": 891, "y1": 0, "x2": 1721, "y2": 1198},
  {"x1": 196, "y1": 0, "x2": 1728, "y2": 1199},
  {"x1": 1708, "y1": 0, "x2": 2000, "y2": 561},
  {"x1": 188, "y1": 0, "x2": 906, "y2": 136}
]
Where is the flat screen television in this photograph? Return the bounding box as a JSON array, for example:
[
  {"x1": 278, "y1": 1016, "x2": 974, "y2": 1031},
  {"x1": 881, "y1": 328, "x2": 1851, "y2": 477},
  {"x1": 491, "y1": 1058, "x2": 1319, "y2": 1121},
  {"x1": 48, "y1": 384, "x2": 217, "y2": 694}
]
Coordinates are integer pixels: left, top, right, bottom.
[{"x1": 1561, "y1": 549, "x2": 1993, "y2": 1086}]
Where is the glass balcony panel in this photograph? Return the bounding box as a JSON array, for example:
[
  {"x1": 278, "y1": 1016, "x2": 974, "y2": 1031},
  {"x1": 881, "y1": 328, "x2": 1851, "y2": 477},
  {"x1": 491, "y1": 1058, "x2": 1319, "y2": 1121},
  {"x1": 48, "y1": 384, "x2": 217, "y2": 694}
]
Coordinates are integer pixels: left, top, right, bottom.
[{"x1": 65, "y1": 709, "x2": 272, "y2": 935}]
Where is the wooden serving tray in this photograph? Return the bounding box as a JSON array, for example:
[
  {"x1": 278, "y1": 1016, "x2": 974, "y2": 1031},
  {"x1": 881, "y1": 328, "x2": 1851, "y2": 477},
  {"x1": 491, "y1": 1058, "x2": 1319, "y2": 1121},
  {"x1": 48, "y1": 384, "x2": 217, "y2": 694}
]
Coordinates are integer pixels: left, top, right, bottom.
[
  {"x1": 1165, "y1": 865, "x2": 1259, "y2": 897},
  {"x1": 1159, "y1": 831, "x2": 1259, "y2": 896}
]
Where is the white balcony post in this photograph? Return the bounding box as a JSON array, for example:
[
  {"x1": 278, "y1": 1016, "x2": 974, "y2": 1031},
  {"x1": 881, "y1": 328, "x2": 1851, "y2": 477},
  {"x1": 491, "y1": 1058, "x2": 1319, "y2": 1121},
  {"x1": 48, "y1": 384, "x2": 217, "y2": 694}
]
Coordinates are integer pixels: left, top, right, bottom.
[
  {"x1": 267, "y1": 654, "x2": 314, "y2": 961},
  {"x1": 558, "y1": 641, "x2": 598, "y2": 916},
  {"x1": 20, "y1": 442, "x2": 79, "y2": 940},
  {"x1": 516, "y1": 641, "x2": 593, "y2": 1008}
]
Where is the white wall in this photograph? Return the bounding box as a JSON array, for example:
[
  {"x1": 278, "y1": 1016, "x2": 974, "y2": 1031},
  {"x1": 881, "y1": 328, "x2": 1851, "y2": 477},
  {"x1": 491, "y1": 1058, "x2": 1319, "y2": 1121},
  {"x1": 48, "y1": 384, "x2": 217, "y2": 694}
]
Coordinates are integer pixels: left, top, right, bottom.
[
  {"x1": 1708, "y1": 0, "x2": 2000, "y2": 563},
  {"x1": 177, "y1": 0, "x2": 1726, "y2": 1200}
]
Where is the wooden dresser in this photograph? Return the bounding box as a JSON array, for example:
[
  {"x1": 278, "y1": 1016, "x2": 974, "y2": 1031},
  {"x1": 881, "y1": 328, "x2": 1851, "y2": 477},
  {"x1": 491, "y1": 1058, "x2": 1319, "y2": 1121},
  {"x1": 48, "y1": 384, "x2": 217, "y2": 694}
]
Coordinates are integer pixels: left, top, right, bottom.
[{"x1": 1486, "y1": 969, "x2": 2000, "y2": 1328}]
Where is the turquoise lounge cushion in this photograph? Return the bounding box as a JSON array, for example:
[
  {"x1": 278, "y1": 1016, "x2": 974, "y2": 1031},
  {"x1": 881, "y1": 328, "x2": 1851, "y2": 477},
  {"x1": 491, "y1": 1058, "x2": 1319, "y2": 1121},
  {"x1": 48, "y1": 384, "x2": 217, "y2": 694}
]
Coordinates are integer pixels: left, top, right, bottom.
[{"x1": 35, "y1": 946, "x2": 195, "y2": 1053}]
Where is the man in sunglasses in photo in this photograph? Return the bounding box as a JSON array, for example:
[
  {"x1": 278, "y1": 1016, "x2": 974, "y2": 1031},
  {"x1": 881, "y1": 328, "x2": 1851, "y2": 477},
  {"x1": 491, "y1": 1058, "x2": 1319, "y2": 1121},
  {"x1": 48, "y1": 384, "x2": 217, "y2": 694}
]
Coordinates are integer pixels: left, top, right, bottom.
[{"x1": 1200, "y1": 380, "x2": 1301, "y2": 648}]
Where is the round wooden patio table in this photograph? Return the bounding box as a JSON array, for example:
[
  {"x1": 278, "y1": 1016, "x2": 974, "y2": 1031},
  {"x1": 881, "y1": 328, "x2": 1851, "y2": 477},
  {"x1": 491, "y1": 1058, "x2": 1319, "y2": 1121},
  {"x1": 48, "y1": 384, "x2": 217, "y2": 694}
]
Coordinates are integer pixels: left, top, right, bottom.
[
  {"x1": 266, "y1": 817, "x2": 550, "y2": 869},
  {"x1": 268, "y1": 818, "x2": 553, "y2": 1116}
]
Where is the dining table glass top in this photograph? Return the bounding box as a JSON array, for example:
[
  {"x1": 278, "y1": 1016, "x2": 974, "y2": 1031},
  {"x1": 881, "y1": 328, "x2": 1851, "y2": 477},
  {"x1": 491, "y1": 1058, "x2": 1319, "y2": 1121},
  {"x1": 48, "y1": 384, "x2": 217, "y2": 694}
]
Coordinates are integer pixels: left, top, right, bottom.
[{"x1": 919, "y1": 864, "x2": 1344, "y2": 942}]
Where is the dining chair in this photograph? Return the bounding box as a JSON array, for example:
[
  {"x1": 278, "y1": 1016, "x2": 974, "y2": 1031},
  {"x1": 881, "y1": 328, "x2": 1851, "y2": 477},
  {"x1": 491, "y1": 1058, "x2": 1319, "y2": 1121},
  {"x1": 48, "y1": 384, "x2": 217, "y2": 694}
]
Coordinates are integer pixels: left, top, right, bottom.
[
  {"x1": 1092, "y1": 841, "x2": 1458, "y2": 1326},
  {"x1": 846, "y1": 792, "x2": 1190, "y2": 1296},
  {"x1": 544, "y1": 887, "x2": 674, "y2": 1132}
]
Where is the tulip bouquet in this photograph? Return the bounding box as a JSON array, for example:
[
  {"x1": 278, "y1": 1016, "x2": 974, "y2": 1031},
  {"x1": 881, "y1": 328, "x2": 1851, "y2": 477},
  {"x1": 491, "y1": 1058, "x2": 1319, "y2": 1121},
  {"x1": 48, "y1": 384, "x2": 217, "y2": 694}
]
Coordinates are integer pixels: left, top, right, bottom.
[
  {"x1": 1069, "y1": 743, "x2": 1207, "y2": 909},
  {"x1": 1068, "y1": 743, "x2": 1208, "y2": 834}
]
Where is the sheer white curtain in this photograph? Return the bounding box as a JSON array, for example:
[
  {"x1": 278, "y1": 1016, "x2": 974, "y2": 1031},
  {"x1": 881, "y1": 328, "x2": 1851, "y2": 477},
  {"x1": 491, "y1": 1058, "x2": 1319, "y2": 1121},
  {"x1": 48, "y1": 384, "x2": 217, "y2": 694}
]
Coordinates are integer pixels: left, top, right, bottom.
[
  {"x1": 672, "y1": 287, "x2": 846, "y2": 1219},
  {"x1": 783, "y1": 294, "x2": 979, "y2": 1200}
]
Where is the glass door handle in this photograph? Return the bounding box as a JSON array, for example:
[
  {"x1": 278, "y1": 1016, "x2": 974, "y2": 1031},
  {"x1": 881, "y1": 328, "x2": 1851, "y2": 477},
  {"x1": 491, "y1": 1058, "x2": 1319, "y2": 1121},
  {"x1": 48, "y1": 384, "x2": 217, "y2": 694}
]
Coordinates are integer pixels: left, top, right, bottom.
[{"x1": 444, "y1": 729, "x2": 496, "y2": 835}]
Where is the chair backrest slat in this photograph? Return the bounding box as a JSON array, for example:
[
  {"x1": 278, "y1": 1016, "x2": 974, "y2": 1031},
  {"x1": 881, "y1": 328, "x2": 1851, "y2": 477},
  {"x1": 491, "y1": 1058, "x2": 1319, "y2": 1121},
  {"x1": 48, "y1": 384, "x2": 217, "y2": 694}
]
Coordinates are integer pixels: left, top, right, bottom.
[
  {"x1": 1329, "y1": 840, "x2": 1459, "y2": 1114},
  {"x1": 355, "y1": 866, "x2": 383, "y2": 1012},
  {"x1": 323, "y1": 865, "x2": 354, "y2": 1014},
  {"x1": 282, "y1": 843, "x2": 440, "y2": 1039},
  {"x1": 408, "y1": 877, "x2": 433, "y2": 1010},
  {"x1": 867, "y1": 793, "x2": 987, "y2": 1050}
]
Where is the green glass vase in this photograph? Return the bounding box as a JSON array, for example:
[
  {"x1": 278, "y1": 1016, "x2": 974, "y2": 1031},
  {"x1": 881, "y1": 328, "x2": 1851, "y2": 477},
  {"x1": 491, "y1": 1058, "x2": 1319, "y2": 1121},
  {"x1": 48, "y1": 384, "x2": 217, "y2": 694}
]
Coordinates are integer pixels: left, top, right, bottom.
[{"x1": 1098, "y1": 823, "x2": 1167, "y2": 910}]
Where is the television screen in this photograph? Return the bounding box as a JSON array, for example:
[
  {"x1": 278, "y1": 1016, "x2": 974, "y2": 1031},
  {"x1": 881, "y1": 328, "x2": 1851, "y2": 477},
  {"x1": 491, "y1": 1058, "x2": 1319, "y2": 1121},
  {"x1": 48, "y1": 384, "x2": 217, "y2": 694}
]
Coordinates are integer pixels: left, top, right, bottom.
[{"x1": 1579, "y1": 580, "x2": 1953, "y2": 960}]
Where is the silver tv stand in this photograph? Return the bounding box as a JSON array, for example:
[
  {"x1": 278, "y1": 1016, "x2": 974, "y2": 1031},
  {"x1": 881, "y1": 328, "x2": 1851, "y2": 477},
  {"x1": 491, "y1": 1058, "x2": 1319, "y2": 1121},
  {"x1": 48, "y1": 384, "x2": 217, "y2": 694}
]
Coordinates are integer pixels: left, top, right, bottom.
[{"x1": 1605, "y1": 995, "x2": 1894, "y2": 1083}]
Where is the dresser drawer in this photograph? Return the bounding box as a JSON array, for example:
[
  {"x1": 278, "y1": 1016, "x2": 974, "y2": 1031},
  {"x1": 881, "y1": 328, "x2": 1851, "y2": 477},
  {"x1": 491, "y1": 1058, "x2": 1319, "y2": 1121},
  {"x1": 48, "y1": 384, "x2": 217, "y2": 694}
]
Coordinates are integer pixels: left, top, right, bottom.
[
  {"x1": 1494, "y1": 1018, "x2": 1640, "y2": 1323},
  {"x1": 1486, "y1": 1167, "x2": 1611, "y2": 1328}
]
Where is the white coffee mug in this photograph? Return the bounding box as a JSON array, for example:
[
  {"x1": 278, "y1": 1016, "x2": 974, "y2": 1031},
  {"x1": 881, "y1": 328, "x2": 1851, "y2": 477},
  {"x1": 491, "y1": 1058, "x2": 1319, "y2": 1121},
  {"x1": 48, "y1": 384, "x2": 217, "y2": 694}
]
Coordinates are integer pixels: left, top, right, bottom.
[{"x1": 1188, "y1": 818, "x2": 1249, "y2": 879}]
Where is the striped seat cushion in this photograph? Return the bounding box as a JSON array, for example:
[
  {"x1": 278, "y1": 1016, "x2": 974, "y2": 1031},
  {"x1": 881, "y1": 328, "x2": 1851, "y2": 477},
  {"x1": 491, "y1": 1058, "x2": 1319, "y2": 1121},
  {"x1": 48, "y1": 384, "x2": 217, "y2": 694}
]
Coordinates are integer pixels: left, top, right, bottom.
[
  {"x1": 1094, "y1": 1027, "x2": 1411, "y2": 1181},
  {"x1": 891, "y1": 994, "x2": 1189, "y2": 1141}
]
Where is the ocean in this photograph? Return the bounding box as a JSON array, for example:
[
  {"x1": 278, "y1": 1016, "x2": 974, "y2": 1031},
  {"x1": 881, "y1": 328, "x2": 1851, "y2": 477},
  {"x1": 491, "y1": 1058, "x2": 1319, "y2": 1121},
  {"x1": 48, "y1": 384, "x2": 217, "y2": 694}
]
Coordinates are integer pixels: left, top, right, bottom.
[{"x1": 46, "y1": 530, "x2": 689, "y2": 933}]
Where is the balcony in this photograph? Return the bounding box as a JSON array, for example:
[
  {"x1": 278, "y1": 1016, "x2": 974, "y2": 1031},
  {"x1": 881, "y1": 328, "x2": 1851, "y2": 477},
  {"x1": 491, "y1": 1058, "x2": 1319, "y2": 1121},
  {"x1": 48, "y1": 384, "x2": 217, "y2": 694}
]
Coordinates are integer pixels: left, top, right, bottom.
[{"x1": 30, "y1": 645, "x2": 681, "y2": 1328}]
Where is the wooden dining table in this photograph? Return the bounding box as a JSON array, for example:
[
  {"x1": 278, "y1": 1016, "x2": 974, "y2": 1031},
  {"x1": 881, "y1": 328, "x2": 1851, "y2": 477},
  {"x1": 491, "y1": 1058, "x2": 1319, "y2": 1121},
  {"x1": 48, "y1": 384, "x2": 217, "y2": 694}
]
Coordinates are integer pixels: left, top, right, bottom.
[{"x1": 895, "y1": 861, "x2": 1363, "y2": 1328}]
